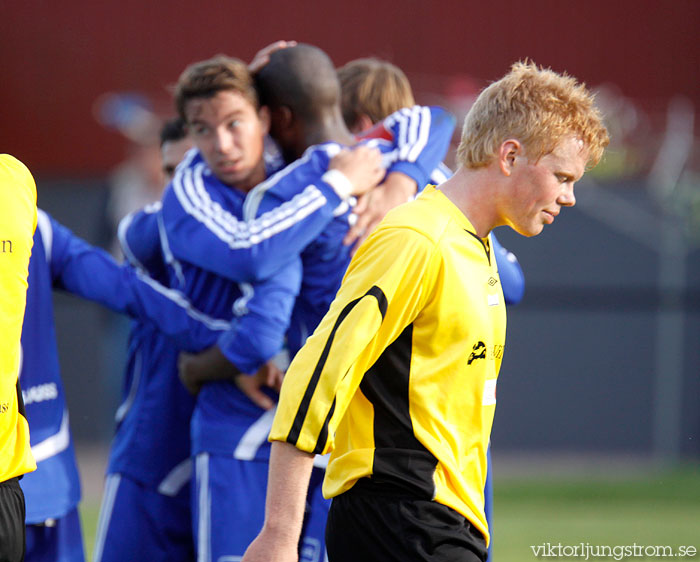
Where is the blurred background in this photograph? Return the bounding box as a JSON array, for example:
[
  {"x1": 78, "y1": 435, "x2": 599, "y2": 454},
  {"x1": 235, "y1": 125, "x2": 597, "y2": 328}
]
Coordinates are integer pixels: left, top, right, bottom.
[{"x1": 4, "y1": 0, "x2": 699, "y2": 558}]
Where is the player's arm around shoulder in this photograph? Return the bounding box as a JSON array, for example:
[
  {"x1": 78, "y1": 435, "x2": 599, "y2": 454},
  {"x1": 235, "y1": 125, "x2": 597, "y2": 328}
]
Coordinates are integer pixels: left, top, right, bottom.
[
  {"x1": 384, "y1": 105, "x2": 456, "y2": 170},
  {"x1": 347, "y1": 106, "x2": 456, "y2": 251}
]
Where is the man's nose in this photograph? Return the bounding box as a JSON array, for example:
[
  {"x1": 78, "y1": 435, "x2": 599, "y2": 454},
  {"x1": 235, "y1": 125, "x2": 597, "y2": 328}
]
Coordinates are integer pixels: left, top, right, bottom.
[
  {"x1": 558, "y1": 183, "x2": 576, "y2": 207},
  {"x1": 214, "y1": 129, "x2": 233, "y2": 153}
]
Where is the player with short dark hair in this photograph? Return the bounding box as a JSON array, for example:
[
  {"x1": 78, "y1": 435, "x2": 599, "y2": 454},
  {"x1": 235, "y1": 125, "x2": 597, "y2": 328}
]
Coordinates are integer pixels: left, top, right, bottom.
[
  {"x1": 120, "y1": 53, "x2": 383, "y2": 562},
  {"x1": 159, "y1": 117, "x2": 192, "y2": 182},
  {"x1": 187, "y1": 43, "x2": 456, "y2": 353}
]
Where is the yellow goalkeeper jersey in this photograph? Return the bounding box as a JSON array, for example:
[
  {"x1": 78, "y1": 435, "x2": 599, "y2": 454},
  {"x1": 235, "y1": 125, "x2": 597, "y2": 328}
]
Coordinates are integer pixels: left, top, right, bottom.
[
  {"x1": 0, "y1": 154, "x2": 37, "y2": 483},
  {"x1": 271, "y1": 185, "x2": 506, "y2": 544}
]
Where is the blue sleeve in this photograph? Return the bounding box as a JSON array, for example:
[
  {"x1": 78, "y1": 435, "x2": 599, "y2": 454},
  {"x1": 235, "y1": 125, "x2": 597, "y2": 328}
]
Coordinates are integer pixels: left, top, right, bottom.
[
  {"x1": 117, "y1": 203, "x2": 168, "y2": 282},
  {"x1": 162, "y1": 147, "x2": 345, "y2": 283},
  {"x1": 378, "y1": 106, "x2": 456, "y2": 190},
  {"x1": 162, "y1": 108, "x2": 454, "y2": 285},
  {"x1": 429, "y1": 162, "x2": 453, "y2": 186},
  {"x1": 491, "y1": 234, "x2": 525, "y2": 306},
  {"x1": 45, "y1": 213, "x2": 226, "y2": 351},
  {"x1": 216, "y1": 257, "x2": 302, "y2": 374}
]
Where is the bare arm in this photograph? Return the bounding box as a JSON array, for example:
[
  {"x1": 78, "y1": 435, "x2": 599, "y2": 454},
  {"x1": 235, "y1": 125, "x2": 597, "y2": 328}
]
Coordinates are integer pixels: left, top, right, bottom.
[
  {"x1": 328, "y1": 145, "x2": 385, "y2": 199},
  {"x1": 241, "y1": 441, "x2": 316, "y2": 562},
  {"x1": 178, "y1": 346, "x2": 283, "y2": 410}
]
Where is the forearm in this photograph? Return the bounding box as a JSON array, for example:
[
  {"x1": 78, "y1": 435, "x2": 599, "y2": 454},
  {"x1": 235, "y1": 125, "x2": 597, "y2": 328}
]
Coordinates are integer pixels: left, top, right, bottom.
[
  {"x1": 380, "y1": 171, "x2": 418, "y2": 202},
  {"x1": 241, "y1": 441, "x2": 315, "y2": 560},
  {"x1": 262, "y1": 441, "x2": 316, "y2": 538},
  {"x1": 57, "y1": 252, "x2": 225, "y2": 351},
  {"x1": 180, "y1": 345, "x2": 241, "y2": 388},
  {"x1": 164, "y1": 161, "x2": 343, "y2": 283}
]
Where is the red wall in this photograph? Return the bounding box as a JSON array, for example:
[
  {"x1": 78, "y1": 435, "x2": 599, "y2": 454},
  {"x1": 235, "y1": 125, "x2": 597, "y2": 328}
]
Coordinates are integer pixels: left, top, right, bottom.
[{"x1": 3, "y1": 0, "x2": 698, "y2": 176}]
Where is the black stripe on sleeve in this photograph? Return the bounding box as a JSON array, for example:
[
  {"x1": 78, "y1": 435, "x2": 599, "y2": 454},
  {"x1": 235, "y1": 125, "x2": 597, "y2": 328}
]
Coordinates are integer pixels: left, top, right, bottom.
[
  {"x1": 286, "y1": 285, "x2": 388, "y2": 448},
  {"x1": 313, "y1": 398, "x2": 336, "y2": 455}
]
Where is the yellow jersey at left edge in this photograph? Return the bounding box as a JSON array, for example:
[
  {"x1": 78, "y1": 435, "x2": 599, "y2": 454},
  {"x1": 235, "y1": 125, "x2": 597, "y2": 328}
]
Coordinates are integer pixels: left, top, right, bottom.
[{"x1": 0, "y1": 154, "x2": 38, "y2": 482}]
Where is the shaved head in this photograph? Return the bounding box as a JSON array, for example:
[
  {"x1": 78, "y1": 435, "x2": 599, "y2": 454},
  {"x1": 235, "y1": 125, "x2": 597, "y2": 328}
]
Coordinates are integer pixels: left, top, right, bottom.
[{"x1": 255, "y1": 44, "x2": 340, "y2": 123}]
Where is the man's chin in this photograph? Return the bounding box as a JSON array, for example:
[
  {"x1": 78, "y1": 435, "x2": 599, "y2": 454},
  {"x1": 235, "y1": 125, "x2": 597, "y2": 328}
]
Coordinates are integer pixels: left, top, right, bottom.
[
  {"x1": 510, "y1": 222, "x2": 543, "y2": 238},
  {"x1": 216, "y1": 169, "x2": 247, "y2": 186}
]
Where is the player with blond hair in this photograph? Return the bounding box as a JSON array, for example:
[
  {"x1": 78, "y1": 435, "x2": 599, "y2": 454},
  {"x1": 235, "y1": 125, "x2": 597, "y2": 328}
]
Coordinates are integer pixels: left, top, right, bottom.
[
  {"x1": 242, "y1": 61, "x2": 609, "y2": 562},
  {"x1": 456, "y1": 61, "x2": 607, "y2": 171},
  {"x1": 339, "y1": 56, "x2": 527, "y2": 562}
]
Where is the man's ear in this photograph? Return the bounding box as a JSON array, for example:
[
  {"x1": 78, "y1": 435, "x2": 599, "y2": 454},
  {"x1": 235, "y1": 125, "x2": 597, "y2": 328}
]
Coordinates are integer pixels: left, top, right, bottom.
[
  {"x1": 351, "y1": 114, "x2": 375, "y2": 135},
  {"x1": 498, "y1": 139, "x2": 522, "y2": 176},
  {"x1": 270, "y1": 105, "x2": 293, "y2": 133}
]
